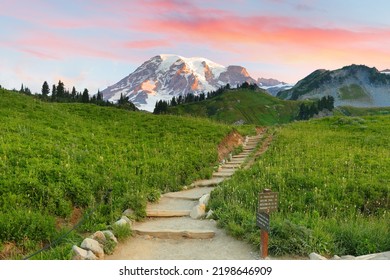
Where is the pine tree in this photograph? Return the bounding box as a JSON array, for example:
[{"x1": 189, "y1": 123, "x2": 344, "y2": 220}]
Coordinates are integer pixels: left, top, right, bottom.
[
  {"x1": 51, "y1": 84, "x2": 57, "y2": 101},
  {"x1": 97, "y1": 90, "x2": 103, "y2": 102},
  {"x1": 71, "y1": 86, "x2": 77, "y2": 99},
  {"x1": 82, "y1": 88, "x2": 89, "y2": 103},
  {"x1": 171, "y1": 96, "x2": 177, "y2": 106},
  {"x1": 41, "y1": 81, "x2": 50, "y2": 97},
  {"x1": 57, "y1": 80, "x2": 65, "y2": 98}
]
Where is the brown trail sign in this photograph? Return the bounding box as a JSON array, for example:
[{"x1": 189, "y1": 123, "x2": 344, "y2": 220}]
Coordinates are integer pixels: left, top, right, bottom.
[{"x1": 257, "y1": 189, "x2": 278, "y2": 259}]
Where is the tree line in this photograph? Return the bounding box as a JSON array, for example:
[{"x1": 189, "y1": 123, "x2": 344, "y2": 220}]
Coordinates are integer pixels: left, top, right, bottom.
[
  {"x1": 153, "y1": 82, "x2": 258, "y2": 114},
  {"x1": 297, "y1": 96, "x2": 335, "y2": 120},
  {"x1": 17, "y1": 80, "x2": 137, "y2": 111}
]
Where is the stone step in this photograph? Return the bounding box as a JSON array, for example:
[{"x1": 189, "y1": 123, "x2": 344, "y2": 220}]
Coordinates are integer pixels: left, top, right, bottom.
[
  {"x1": 232, "y1": 155, "x2": 247, "y2": 158},
  {"x1": 213, "y1": 171, "x2": 235, "y2": 178},
  {"x1": 146, "y1": 197, "x2": 197, "y2": 217},
  {"x1": 236, "y1": 152, "x2": 251, "y2": 156},
  {"x1": 132, "y1": 217, "x2": 216, "y2": 239},
  {"x1": 216, "y1": 169, "x2": 236, "y2": 174},
  {"x1": 146, "y1": 210, "x2": 191, "y2": 217},
  {"x1": 228, "y1": 159, "x2": 245, "y2": 163},
  {"x1": 221, "y1": 164, "x2": 241, "y2": 169},
  {"x1": 245, "y1": 142, "x2": 258, "y2": 145},
  {"x1": 190, "y1": 177, "x2": 225, "y2": 187},
  {"x1": 163, "y1": 187, "x2": 215, "y2": 200}
]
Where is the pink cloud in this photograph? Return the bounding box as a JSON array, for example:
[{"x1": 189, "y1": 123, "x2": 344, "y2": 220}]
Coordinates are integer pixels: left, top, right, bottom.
[
  {"x1": 4, "y1": 31, "x2": 119, "y2": 61},
  {"x1": 123, "y1": 39, "x2": 171, "y2": 49}
]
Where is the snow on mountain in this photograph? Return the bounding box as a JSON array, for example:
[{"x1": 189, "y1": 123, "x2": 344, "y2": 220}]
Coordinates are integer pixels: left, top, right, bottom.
[
  {"x1": 258, "y1": 77, "x2": 294, "y2": 96},
  {"x1": 101, "y1": 54, "x2": 256, "y2": 111},
  {"x1": 381, "y1": 69, "x2": 390, "y2": 75}
]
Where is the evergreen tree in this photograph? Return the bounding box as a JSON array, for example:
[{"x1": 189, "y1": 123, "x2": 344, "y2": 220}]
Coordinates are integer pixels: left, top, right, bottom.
[
  {"x1": 24, "y1": 87, "x2": 31, "y2": 95},
  {"x1": 326, "y1": 96, "x2": 335, "y2": 111},
  {"x1": 51, "y1": 84, "x2": 57, "y2": 101},
  {"x1": 71, "y1": 86, "x2": 77, "y2": 99},
  {"x1": 240, "y1": 82, "x2": 249, "y2": 89},
  {"x1": 42, "y1": 81, "x2": 50, "y2": 97},
  {"x1": 57, "y1": 80, "x2": 65, "y2": 98},
  {"x1": 82, "y1": 88, "x2": 89, "y2": 103},
  {"x1": 97, "y1": 90, "x2": 103, "y2": 102},
  {"x1": 20, "y1": 83, "x2": 24, "y2": 92},
  {"x1": 171, "y1": 96, "x2": 177, "y2": 106}
]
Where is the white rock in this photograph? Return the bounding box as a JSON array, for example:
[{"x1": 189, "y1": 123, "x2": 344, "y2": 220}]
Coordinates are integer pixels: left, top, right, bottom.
[
  {"x1": 92, "y1": 231, "x2": 106, "y2": 245},
  {"x1": 309, "y1": 252, "x2": 327, "y2": 260},
  {"x1": 72, "y1": 245, "x2": 97, "y2": 260},
  {"x1": 81, "y1": 238, "x2": 104, "y2": 259},
  {"x1": 122, "y1": 208, "x2": 134, "y2": 217},
  {"x1": 332, "y1": 255, "x2": 341, "y2": 260},
  {"x1": 190, "y1": 203, "x2": 206, "y2": 219},
  {"x1": 121, "y1": 215, "x2": 132, "y2": 226},
  {"x1": 199, "y1": 194, "x2": 210, "y2": 206},
  {"x1": 206, "y1": 210, "x2": 214, "y2": 219},
  {"x1": 114, "y1": 218, "x2": 129, "y2": 227},
  {"x1": 102, "y1": 230, "x2": 118, "y2": 244}
]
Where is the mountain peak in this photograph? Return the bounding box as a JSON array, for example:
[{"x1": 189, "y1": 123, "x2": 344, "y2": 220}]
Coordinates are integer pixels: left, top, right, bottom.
[{"x1": 101, "y1": 55, "x2": 256, "y2": 111}]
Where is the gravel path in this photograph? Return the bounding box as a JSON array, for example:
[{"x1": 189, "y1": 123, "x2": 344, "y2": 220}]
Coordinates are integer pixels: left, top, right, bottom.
[{"x1": 105, "y1": 134, "x2": 265, "y2": 260}]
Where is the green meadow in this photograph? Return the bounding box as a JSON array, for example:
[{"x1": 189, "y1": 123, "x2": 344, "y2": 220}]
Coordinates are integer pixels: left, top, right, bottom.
[
  {"x1": 0, "y1": 89, "x2": 240, "y2": 259},
  {"x1": 209, "y1": 115, "x2": 390, "y2": 257}
]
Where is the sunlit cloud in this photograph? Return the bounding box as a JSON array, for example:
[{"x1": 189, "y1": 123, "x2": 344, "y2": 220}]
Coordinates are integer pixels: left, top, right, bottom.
[{"x1": 1, "y1": 0, "x2": 390, "y2": 92}]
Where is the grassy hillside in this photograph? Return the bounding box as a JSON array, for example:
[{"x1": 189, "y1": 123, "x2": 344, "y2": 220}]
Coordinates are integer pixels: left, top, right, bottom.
[
  {"x1": 335, "y1": 106, "x2": 390, "y2": 116},
  {"x1": 209, "y1": 115, "x2": 390, "y2": 257},
  {"x1": 338, "y1": 84, "x2": 369, "y2": 101},
  {"x1": 0, "y1": 89, "x2": 239, "y2": 259},
  {"x1": 168, "y1": 88, "x2": 301, "y2": 125}
]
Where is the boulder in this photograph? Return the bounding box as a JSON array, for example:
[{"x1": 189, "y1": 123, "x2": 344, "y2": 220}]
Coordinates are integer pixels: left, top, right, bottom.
[
  {"x1": 190, "y1": 203, "x2": 206, "y2": 219},
  {"x1": 309, "y1": 252, "x2": 327, "y2": 260},
  {"x1": 114, "y1": 218, "x2": 131, "y2": 228},
  {"x1": 121, "y1": 216, "x2": 132, "y2": 226},
  {"x1": 92, "y1": 231, "x2": 106, "y2": 245},
  {"x1": 199, "y1": 194, "x2": 210, "y2": 206},
  {"x1": 102, "y1": 230, "x2": 118, "y2": 244},
  {"x1": 122, "y1": 208, "x2": 134, "y2": 217},
  {"x1": 72, "y1": 245, "x2": 98, "y2": 260},
  {"x1": 331, "y1": 255, "x2": 341, "y2": 260},
  {"x1": 80, "y1": 238, "x2": 104, "y2": 259}
]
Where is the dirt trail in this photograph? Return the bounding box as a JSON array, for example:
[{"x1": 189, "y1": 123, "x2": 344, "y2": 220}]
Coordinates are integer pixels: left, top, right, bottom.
[{"x1": 106, "y1": 132, "x2": 267, "y2": 260}]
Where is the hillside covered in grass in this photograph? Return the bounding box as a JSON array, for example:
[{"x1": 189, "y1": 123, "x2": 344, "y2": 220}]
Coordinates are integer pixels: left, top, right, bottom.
[
  {"x1": 209, "y1": 115, "x2": 390, "y2": 257},
  {"x1": 0, "y1": 88, "x2": 239, "y2": 259},
  {"x1": 168, "y1": 88, "x2": 301, "y2": 126}
]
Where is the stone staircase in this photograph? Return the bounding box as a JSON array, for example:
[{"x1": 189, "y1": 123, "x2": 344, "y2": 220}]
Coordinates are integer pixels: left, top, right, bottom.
[{"x1": 131, "y1": 133, "x2": 263, "y2": 241}]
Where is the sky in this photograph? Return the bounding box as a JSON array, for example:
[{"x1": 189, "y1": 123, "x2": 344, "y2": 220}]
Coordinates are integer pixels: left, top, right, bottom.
[{"x1": 1, "y1": 0, "x2": 390, "y2": 94}]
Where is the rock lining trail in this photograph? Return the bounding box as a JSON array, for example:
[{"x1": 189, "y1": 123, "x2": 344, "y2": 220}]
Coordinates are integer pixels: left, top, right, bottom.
[{"x1": 106, "y1": 132, "x2": 269, "y2": 260}]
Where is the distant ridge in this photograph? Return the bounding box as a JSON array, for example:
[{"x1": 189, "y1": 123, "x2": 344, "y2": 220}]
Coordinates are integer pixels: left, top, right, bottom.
[{"x1": 277, "y1": 64, "x2": 390, "y2": 107}]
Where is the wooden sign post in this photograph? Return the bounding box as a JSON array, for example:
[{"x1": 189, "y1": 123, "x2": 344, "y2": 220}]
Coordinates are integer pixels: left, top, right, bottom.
[{"x1": 257, "y1": 189, "x2": 278, "y2": 259}]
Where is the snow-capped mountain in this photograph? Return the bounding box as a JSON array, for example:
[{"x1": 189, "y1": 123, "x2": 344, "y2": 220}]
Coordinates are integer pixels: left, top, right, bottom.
[
  {"x1": 101, "y1": 54, "x2": 257, "y2": 111},
  {"x1": 257, "y1": 77, "x2": 294, "y2": 96}
]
